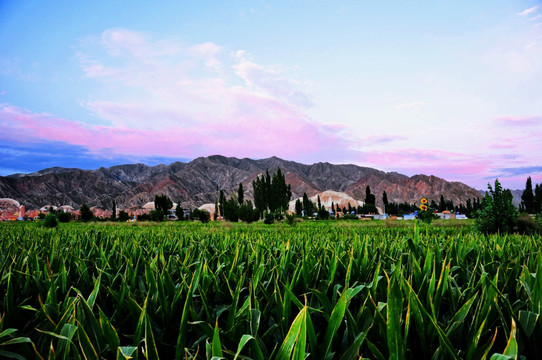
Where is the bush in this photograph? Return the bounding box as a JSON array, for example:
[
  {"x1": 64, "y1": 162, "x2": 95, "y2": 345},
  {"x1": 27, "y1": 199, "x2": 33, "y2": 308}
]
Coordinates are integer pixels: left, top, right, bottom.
[
  {"x1": 150, "y1": 210, "x2": 164, "y2": 222},
  {"x1": 516, "y1": 214, "x2": 540, "y2": 235},
  {"x1": 239, "y1": 203, "x2": 258, "y2": 223},
  {"x1": 57, "y1": 211, "x2": 72, "y2": 223},
  {"x1": 264, "y1": 213, "x2": 275, "y2": 224},
  {"x1": 417, "y1": 210, "x2": 438, "y2": 224},
  {"x1": 476, "y1": 179, "x2": 518, "y2": 234},
  {"x1": 79, "y1": 203, "x2": 94, "y2": 222},
  {"x1": 190, "y1": 209, "x2": 210, "y2": 223},
  {"x1": 285, "y1": 213, "x2": 297, "y2": 225},
  {"x1": 137, "y1": 213, "x2": 151, "y2": 221},
  {"x1": 316, "y1": 208, "x2": 330, "y2": 220},
  {"x1": 118, "y1": 211, "x2": 130, "y2": 222},
  {"x1": 44, "y1": 213, "x2": 58, "y2": 228}
]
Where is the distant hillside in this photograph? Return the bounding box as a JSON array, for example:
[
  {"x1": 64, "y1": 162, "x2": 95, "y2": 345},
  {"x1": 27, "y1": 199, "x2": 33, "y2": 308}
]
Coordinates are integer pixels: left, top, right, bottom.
[
  {"x1": 0, "y1": 155, "x2": 482, "y2": 210},
  {"x1": 478, "y1": 189, "x2": 523, "y2": 207}
]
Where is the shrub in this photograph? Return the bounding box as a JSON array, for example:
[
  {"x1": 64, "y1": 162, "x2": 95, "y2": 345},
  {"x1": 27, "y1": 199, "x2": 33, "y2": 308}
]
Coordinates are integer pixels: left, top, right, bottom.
[
  {"x1": 149, "y1": 210, "x2": 164, "y2": 222},
  {"x1": 118, "y1": 211, "x2": 130, "y2": 222},
  {"x1": 44, "y1": 213, "x2": 58, "y2": 228},
  {"x1": 316, "y1": 208, "x2": 330, "y2": 220},
  {"x1": 264, "y1": 213, "x2": 275, "y2": 224},
  {"x1": 57, "y1": 211, "x2": 72, "y2": 223},
  {"x1": 190, "y1": 209, "x2": 210, "y2": 223},
  {"x1": 417, "y1": 210, "x2": 438, "y2": 224},
  {"x1": 137, "y1": 213, "x2": 151, "y2": 221},
  {"x1": 79, "y1": 203, "x2": 94, "y2": 222},
  {"x1": 516, "y1": 214, "x2": 540, "y2": 235},
  {"x1": 285, "y1": 213, "x2": 297, "y2": 225}
]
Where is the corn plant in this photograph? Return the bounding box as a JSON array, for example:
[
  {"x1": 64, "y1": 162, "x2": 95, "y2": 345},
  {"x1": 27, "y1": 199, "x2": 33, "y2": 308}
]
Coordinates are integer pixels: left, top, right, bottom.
[{"x1": 0, "y1": 220, "x2": 540, "y2": 359}]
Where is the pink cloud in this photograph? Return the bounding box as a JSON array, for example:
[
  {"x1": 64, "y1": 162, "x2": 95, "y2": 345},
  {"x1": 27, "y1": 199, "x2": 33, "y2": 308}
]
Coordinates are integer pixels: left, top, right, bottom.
[
  {"x1": 4, "y1": 101, "x2": 538, "y2": 189},
  {"x1": 518, "y1": 6, "x2": 538, "y2": 16},
  {"x1": 4, "y1": 29, "x2": 540, "y2": 190},
  {"x1": 496, "y1": 115, "x2": 542, "y2": 127}
]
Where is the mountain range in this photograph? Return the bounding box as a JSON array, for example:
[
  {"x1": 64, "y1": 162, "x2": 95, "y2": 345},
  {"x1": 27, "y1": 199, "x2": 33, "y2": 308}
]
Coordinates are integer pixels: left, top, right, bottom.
[{"x1": 0, "y1": 155, "x2": 483, "y2": 210}]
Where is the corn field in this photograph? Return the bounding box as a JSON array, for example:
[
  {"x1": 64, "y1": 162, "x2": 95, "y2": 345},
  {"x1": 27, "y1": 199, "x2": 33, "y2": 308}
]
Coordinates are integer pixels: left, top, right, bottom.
[{"x1": 0, "y1": 221, "x2": 541, "y2": 359}]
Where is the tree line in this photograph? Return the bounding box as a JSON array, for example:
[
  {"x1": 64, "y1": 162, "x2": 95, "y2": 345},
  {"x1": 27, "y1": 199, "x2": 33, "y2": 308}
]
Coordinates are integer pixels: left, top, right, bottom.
[{"x1": 217, "y1": 168, "x2": 292, "y2": 223}]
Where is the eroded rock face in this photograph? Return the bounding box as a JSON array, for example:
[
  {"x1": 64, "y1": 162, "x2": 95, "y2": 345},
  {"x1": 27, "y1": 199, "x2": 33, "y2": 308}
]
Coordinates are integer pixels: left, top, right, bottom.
[
  {"x1": 346, "y1": 174, "x2": 482, "y2": 208},
  {"x1": 0, "y1": 155, "x2": 482, "y2": 210}
]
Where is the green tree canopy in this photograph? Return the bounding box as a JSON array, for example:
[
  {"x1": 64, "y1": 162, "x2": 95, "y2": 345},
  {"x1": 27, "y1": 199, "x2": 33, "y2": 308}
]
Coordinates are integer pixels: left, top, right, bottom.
[
  {"x1": 521, "y1": 176, "x2": 535, "y2": 213},
  {"x1": 476, "y1": 179, "x2": 518, "y2": 234},
  {"x1": 154, "y1": 194, "x2": 173, "y2": 217},
  {"x1": 365, "y1": 186, "x2": 376, "y2": 206},
  {"x1": 252, "y1": 168, "x2": 292, "y2": 217},
  {"x1": 295, "y1": 199, "x2": 303, "y2": 216},
  {"x1": 80, "y1": 203, "x2": 93, "y2": 222}
]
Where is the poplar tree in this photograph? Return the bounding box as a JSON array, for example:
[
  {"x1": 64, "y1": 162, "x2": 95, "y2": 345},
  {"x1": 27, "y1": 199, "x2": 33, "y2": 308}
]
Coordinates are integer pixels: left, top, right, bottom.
[
  {"x1": 238, "y1": 183, "x2": 244, "y2": 205},
  {"x1": 535, "y1": 184, "x2": 542, "y2": 213},
  {"x1": 295, "y1": 199, "x2": 303, "y2": 216},
  {"x1": 252, "y1": 168, "x2": 292, "y2": 217},
  {"x1": 521, "y1": 177, "x2": 535, "y2": 213},
  {"x1": 111, "y1": 200, "x2": 117, "y2": 221},
  {"x1": 382, "y1": 191, "x2": 388, "y2": 213},
  {"x1": 219, "y1": 190, "x2": 226, "y2": 218}
]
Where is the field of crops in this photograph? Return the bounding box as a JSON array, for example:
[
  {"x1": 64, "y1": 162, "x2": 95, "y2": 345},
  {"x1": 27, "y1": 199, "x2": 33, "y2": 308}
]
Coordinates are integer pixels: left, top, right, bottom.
[{"x1": 0, "y1": 220, "x2": 541, "y2": 359}]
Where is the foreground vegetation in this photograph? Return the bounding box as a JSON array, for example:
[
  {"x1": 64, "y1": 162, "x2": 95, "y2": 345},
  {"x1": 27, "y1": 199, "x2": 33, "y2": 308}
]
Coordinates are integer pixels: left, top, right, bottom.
[{"x1": 0, "y1": 221, "x2": 541, "y2": 359}]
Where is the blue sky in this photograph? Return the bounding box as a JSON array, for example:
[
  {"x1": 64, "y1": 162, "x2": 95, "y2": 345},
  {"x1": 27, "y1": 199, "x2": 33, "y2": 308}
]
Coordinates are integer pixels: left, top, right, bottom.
[{"x1": 1, "y1": 1, "x2": 541, "y2": 189}]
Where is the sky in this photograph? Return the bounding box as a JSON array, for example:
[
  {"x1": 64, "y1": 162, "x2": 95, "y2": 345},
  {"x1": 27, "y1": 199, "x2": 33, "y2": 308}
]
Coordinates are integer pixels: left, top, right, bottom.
[{"x1": 1, "y1": 1, "x2": 541, "y2": 190}]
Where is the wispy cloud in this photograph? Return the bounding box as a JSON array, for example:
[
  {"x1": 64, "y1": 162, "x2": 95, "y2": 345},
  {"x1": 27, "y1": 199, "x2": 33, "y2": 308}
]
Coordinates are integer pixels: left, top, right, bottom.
[
  {"x1": 360, "y1": 135, "x2": 408, "y2": 145},
  {"x1": 497, "y1": 166, "x2": 542, "y2": 176},
  {"x1": 518, "y1": 6, "x2": 538, "y2": 16},
  {"x1": 0, "y1": 27, "x2": 346, "y2": 164},
  {"x1": 496, "y1": 115, "x2": 542, "y2": 127}
]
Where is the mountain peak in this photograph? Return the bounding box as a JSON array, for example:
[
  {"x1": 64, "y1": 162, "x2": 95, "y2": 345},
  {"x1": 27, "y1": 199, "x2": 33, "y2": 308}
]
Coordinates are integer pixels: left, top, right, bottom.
[{"x1": 0, "y1": 155, "x2": 482, "y2": 210}]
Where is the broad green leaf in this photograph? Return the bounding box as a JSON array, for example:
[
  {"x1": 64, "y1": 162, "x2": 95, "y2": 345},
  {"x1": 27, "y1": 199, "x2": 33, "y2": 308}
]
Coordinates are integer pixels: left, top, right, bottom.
[
  {"x1": 276, "y1": 306, "x2": 307, "y2": 360},
  {"x1": 518, "y1": 310, "x2": 538, "y2": 337},
  {"x1": 117, "y1": 346, "x2": 137, "y2": 360},
  {"x1": 321, "y1": 288, "x2": 347, "y2": 359},
  {"x1": 212, "y1": 321, "x2": 223, "y2": 358},
  {"x1": 386, "y1": 272, "x2": 404, "y2": 360}
]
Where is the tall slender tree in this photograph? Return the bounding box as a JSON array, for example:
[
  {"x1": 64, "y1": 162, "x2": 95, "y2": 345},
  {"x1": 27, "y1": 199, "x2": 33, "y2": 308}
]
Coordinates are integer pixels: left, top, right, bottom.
[
  {"x1": 382, "y1": 191, "x2": 388, "y2": 213},
  {"x1": 302, "y1": 192, "x2": 312, "y2": 216},
  {"x1": 317, "y1": 195, "x2": 322, "y2": 211},
  {"x1": 438, "y1": 195, "x2": 446, "y2": 212},
  {"x1": 111, "y1": 199, "x2": 117, "y2": 221},
  {"x1": 295, "y1": 199, "x2": 303, "y2": 216},
  {"x1": 219, "y1": 190, "x2": 226, "y2": 218},
  {"x1": 237, "y1": 183, "x2": 244, "y2": 205},
  {"x1": 252, "y1": 168, "x2": 291, "y2": 217},
  {"x1": 535, "y1": 184, "x2": 542, "y2": 214},
  {"x1": 154, "y1": 194, "x2": 173, "y2": 220},
  {"x1": 365, "y1": 186, "x2": 376, "y2": 205},
  {"x1": 521, "y1": 177, "x2": 535, "y2": 213}
]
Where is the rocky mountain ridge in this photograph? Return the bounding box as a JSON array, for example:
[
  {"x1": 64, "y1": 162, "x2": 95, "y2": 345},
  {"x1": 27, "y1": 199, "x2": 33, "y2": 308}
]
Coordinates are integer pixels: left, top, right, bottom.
[{"x1": 0, "y1": 155, "x2": 482, "y2": 210}]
